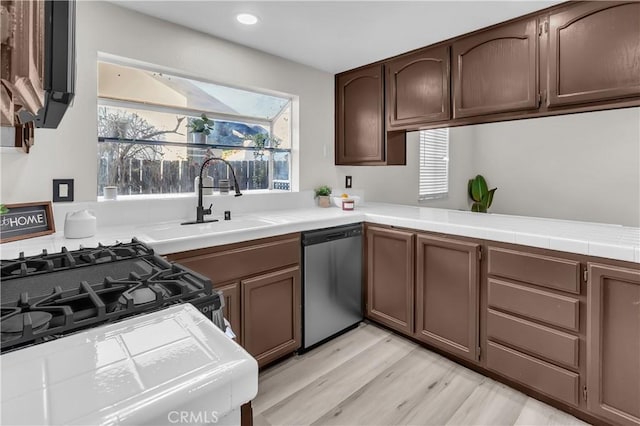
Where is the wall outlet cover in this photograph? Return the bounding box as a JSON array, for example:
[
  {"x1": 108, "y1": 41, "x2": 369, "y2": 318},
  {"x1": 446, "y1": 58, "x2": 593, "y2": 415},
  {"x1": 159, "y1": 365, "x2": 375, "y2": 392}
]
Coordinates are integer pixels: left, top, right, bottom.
[
  {"x1": 345, "y1": 176, "x2": 352, "y2": 188},
  {"x1": 53, "y1": 179, "x2": 74, "y2": 202}
]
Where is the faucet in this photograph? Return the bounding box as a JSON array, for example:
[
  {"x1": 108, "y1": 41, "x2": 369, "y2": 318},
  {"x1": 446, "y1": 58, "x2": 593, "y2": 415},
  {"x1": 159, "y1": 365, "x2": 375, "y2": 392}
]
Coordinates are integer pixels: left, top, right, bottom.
[{"x1": 182, "y1": 156, "x2": 242, "y2": 225}]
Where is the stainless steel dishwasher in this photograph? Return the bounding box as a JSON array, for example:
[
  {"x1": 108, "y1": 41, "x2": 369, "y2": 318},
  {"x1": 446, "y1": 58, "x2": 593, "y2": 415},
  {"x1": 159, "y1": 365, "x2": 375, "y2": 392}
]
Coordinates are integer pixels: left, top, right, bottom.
[{"x1": 301, "y1": 223, "x2": 363, "y2": 351}]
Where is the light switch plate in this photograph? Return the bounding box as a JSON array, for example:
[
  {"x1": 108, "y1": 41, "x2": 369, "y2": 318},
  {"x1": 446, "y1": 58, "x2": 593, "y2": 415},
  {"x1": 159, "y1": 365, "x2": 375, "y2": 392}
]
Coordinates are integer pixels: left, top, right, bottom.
[
  {"x1": 345, "y1": 176, "x2": 352, "y2": 189},
  {"x1": 53, "y1": 179, "x2": 74, "y2": 202}
]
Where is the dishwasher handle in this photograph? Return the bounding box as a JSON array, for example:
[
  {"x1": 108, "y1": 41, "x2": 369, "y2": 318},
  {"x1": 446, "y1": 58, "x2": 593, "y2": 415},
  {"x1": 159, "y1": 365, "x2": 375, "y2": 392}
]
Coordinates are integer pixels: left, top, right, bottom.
[
  {"x1": 325, "y1": 232, "x2": 347, "y2": 241},
  {"x1": 302, "y1": 224, "x2": 362, "y2": 246}
]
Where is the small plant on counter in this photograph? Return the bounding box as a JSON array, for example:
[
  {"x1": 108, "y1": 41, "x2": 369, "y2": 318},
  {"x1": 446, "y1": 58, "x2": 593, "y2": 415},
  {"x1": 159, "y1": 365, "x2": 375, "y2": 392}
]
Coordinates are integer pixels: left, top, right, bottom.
[
  {"x1": 468, "y1": 174, "x2": 497, "y2": 213},
  {"x1": 314, "y1": 185, "x2": 332, "y2": 208},
  {"x1": 314, "y1": 185, "x2": 332, "y2": 198},
  {"x1": 0, "y1": 204, "x2": 8, "y2": 215}
]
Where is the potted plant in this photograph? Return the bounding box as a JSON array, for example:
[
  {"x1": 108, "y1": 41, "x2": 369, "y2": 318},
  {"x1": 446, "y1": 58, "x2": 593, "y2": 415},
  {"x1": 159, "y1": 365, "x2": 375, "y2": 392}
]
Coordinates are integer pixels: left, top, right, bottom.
[
  {"x1": 187, "y1": 113, "x2": 214, "y2": 144},
  {"x1": 314, "y1": 185, "x2": 332, "y2": 208},
  {"x1": 468, "y1": 174, "x2": 497, "y2": 213}
]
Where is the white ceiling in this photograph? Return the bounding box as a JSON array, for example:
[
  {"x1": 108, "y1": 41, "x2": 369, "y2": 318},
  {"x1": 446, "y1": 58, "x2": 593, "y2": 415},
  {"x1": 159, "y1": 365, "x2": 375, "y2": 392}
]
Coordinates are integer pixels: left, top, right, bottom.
[{"x1": 109, "y1": 1, "x2": 561, "y2": 74}]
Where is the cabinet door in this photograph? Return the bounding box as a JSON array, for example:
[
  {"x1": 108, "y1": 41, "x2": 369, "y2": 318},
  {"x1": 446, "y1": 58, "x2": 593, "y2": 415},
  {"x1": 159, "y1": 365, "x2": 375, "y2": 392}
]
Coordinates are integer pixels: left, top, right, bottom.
[
  {"x1": 336, "y1": 65, "x2": 384, "y2": 164},
  {"x1": 366, "y1": 226, "x2": 414, "y2": 335},
  {"x1": 452, "y1": 17, "x2": 539, "y2": 118},
  {"x1": 587, "y1": 263, "x2": 640, "y2": 426},
  {"x1": 386, "y1": 45, "x2": 450, "y2": 128},
  {"x1": 242, "y1": 266, "x2": 301, "y2": 367},
  {"x1": 415, "y1": 234, "x2": 480, "y2": 362},
  {"x1": 548, "y1": 2, "x2": 640, "y2": 108},
  {"x1": 217, "y1": 282, "x2": 241, "y2": 343}
]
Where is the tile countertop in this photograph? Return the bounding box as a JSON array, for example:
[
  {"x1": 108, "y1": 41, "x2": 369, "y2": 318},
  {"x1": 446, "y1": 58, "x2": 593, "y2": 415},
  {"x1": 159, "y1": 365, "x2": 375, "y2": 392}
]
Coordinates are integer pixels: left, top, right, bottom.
[
  {"x1": 1, "y1": 203, "x2": 639, "y2": 263},
  {"x1": 1, "y1": 304, "x2": 258, "y2": 425}
]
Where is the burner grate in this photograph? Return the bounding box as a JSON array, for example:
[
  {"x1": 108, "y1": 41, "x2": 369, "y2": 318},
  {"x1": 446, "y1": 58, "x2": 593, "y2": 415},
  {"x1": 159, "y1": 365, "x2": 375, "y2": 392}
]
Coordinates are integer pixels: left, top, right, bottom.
[{"x1": 0, "y1": 240, "x2": 216, "y2": 353}]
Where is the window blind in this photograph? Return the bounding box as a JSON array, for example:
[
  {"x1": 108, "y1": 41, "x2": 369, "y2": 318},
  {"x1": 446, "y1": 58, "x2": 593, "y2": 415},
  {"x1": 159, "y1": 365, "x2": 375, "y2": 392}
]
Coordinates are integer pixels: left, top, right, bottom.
[{"x1": 419, "y1": 128, "x2": 449, "y2": 200}]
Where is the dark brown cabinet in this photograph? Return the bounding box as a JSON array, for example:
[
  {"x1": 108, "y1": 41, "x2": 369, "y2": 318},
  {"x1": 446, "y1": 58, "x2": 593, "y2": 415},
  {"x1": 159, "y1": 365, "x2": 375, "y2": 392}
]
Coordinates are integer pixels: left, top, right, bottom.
[
  {"x1": 218, "y1": 282, "x2": 241, "y2": 342},
  {"x1": 335, "y1": 64, "x2": 406, "y2": 165},
  {"x1": 415, "y1": 234, "x2": 480, "y2": 362},
  {"x1": 241, "y1": 266, "x2": 301, "y2": 367},
  {"x1": 366, "y1": 226, "x2": 414, "y2": 335},
  {"x1": 587, "y1": 263, "x2": 640, "y2": 426},
  {"x1": 363, "y1": 224, "x2": 640, "y2": 425},
  {"x1": 485, "y1": 245, "x2": 583, "y2": 407},
  {"x1": 547, "y1": 2, "x2": 640, "y2": 108},
  {"x1": 386, "y1": 46, "x2": 450, "y2": 129},
  {"x1": 452, "y1": 17, "x2": 539, "y2": 119},
  {"x1": 336, "y1": 65, "x2": 385, "y2": 164},
  {"x1": 167, "y1": 233, "x2": 301, "y2": 367}
]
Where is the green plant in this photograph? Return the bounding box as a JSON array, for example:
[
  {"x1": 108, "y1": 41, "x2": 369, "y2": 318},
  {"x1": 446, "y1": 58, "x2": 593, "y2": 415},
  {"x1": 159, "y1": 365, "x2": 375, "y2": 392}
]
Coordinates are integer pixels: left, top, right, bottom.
[
  {"x1": 314, "y1": 185, "x2": 332, "y2": 198},
  {"x1": 0, "y1": 204, "x2": 8, "y2": 215},
  {"x1": 187, "y1": 114, "x2": 215, "y2": 135},
  {"x1": 468, "y1": 175, "x2": 497, "y2": 213}
]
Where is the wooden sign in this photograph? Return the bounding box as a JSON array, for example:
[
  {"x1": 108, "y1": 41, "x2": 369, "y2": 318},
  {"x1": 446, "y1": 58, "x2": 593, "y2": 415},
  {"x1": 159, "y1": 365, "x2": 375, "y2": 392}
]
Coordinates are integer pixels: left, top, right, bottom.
[{"x1": 0, "y1": 201, "x2": 55, "y2": 243}]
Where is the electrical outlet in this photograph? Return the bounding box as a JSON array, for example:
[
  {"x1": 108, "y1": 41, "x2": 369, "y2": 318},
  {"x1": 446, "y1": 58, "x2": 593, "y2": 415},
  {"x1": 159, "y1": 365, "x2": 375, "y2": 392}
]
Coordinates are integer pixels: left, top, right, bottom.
[
  {"x1": 53, "y1": 179, "x2": 74, "y2": 202},
  {"x1": 345, "y1": 176, "x2": 352, "y2": 188}
]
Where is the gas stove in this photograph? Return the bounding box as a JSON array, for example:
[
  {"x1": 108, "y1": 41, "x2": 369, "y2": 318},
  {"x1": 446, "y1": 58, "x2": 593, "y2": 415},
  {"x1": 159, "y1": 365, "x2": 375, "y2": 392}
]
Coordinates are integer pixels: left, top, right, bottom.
[{"x1": 0, "y1": 238, "x2": 223, "y2": 353}]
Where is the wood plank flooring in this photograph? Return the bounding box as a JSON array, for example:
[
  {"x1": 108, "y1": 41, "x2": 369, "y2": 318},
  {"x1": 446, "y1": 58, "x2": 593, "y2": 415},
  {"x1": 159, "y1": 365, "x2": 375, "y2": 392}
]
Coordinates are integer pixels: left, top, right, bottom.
[{"x1": 253, "y1": 323, "x2": 589, "y2": 426}]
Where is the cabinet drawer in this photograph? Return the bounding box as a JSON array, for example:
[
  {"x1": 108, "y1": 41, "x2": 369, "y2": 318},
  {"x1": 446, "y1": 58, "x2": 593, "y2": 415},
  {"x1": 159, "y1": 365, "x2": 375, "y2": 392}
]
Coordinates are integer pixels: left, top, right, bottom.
[
  {"x1": 487, "y1": 309, "x2": 579, "y2": 369},
  {"x1": 488, "y1": 247, "x2": 581, "y2": 294},
  {"x1": 169, "y1": 235, "x2": 300, "y2": 286},
  {"x1": 487, "y1": 342, "x2": 580, "y2": 407},
  {"x1": 488, "y1": 279, "x2": 579, "y2": 331}
]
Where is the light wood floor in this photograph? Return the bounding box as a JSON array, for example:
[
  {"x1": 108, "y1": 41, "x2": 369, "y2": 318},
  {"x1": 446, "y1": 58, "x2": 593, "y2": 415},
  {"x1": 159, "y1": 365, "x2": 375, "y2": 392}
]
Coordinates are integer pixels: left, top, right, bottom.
[{"x1": 253, "y1": 322, "x2": 589, "y2": 426}]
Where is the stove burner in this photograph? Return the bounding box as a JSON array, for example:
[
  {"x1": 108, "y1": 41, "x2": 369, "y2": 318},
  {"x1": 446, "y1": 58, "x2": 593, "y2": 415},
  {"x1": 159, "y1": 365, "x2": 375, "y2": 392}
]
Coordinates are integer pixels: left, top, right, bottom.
[
  {"x1": 1, "y1": 311, "x2": 53, "y2": 335},
  {"x1": 121, "y1": 287, "x2": 157, "y2": 306},
  {"x1": 1, "y1": 259, "x2": 54, "y2": 277}
]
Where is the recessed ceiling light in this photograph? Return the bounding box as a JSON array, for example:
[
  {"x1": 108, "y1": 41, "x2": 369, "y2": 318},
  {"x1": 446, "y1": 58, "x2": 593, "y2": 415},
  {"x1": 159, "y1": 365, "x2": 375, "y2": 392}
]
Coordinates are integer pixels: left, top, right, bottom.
[{"x1": 236, "y1": 13, "x2": 259, "y2": 25}]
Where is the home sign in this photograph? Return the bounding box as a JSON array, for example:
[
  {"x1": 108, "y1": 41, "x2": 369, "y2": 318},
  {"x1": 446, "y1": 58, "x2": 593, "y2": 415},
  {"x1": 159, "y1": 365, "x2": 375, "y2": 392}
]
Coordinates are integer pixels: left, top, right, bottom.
[{"x1": 0, "y1": 202, "x2": 56, "y2": 243}]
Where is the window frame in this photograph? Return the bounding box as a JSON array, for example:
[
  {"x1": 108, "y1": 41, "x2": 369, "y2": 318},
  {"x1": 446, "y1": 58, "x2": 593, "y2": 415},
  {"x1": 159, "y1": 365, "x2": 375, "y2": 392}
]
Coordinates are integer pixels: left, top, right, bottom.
[{"x1": 96, "y1": 63, "x2": 294, "y2": 196}]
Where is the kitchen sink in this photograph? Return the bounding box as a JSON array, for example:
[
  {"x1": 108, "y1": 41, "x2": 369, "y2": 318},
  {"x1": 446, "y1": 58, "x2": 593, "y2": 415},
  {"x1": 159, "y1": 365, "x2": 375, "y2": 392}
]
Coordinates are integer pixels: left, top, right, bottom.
[{"x1": 136, "y1": 217, "x2": 277, "y2": 242}]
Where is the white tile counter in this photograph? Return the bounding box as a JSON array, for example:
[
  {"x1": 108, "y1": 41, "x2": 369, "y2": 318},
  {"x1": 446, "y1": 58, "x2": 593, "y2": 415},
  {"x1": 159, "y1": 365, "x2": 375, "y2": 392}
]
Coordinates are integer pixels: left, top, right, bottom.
[
  {"x1": 0, "y1": 304, "x2": 258, "y2": 425},
  {"x1": 1, "y1": 201, "x2": 639, "y2": 263}
]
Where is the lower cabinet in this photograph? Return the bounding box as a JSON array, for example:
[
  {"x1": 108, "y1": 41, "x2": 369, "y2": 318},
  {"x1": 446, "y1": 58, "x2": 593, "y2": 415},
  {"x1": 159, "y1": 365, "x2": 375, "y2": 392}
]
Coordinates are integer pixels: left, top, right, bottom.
[
  {"x1": 486, "y1": 245, "x2": 584, "y2": 408},
  {"x1": 241, "y1": 267, "x2": 301, "y2": 367},
  {"x1": 167, "y1": 233, "x2": 302, "y2": 368},
  {"x1": 366, "y1": 226, "x2": 414, "y2": 335},
  {"x1": 365, "y1": 226, "x2": 481, "y2": 363},
  {"x1": 366, "y1": 225, "x2": 640, "y2": 425},
  {"x1": 415, "y1": 234, "x2": 480, "y2": 362},
  {"x1": 587, "y1": 263, "x2": 640, "y2": 426},
  {"x1": 218, "y1": 282, "x2": 241, "y2": 343}
]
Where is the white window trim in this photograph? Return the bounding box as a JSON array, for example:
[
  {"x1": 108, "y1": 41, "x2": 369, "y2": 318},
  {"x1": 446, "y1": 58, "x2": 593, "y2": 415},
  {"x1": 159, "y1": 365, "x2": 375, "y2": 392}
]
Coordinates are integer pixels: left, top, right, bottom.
[{"x1": 419, "y1": 128, "x2": 449, "y2": 201}]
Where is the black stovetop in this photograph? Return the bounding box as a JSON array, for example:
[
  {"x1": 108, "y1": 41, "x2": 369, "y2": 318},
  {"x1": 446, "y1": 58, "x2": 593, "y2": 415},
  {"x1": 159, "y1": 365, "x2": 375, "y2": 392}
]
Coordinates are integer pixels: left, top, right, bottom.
[{"x1": 0, "y1": 239, "x2": 218, "y2": 353}]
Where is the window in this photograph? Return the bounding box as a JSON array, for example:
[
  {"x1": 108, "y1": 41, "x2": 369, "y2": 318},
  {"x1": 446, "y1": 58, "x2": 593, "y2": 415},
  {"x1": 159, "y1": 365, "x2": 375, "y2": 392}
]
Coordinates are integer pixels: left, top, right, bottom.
[
  {"x1": 96, "y1": 61, "x2": 292, "y2": 197},
  {"x1": 419, "y1": 128, "x2": 449, "y2": 200}
]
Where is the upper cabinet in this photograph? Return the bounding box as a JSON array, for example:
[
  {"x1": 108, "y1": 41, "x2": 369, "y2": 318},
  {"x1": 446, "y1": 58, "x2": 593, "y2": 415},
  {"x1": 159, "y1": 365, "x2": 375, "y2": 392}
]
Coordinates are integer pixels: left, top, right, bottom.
[
  {"x1": 386, "y1": 45, "x2": 450, "y2": 129},
  {"x1": 452, "y1": 18, "x2": 539, "y2": 119},
  {"x1": 547, "y1": 2, "x2": 640, "y2": 108},
  {"x1": 336, "y1": 65, "x2": 406, "y2": 165},
  {"x1": 335, "y1": 1, "x2": 640, "y2": 165},
  {"x1": 335, "y1": 65, "x2": 385, "y2": 164}
]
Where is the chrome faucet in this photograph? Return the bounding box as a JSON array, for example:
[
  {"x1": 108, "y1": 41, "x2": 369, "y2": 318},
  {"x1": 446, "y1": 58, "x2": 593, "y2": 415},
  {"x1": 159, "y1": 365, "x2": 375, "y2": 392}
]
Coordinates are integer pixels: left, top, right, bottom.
[{"x1": 182, "y1": 156, "x2": 242, "y2": 225}]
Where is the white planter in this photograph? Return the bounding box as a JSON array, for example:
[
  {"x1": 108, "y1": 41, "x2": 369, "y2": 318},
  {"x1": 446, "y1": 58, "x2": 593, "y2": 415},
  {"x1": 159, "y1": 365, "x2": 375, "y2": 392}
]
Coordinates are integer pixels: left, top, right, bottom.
[{"x1": 192, "y1": 133, "x2": 207, "y2": 144}]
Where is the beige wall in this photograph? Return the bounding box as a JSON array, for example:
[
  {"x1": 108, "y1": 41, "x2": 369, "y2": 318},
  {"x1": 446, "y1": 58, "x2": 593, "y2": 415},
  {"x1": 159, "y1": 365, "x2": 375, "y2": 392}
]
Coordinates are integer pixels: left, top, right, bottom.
[
  {"x1": 0, "y1": 1, "x2": 337, "y2": 202},
  {"x1": 340, "y1": 107, "x2": 640, "y2": 227},
  {"x1": 336, "y1": 126, "x2": 475, "y2": 211},
  {"x1": 472, "y1": 107, "x2": 640, "y2": 226}
]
